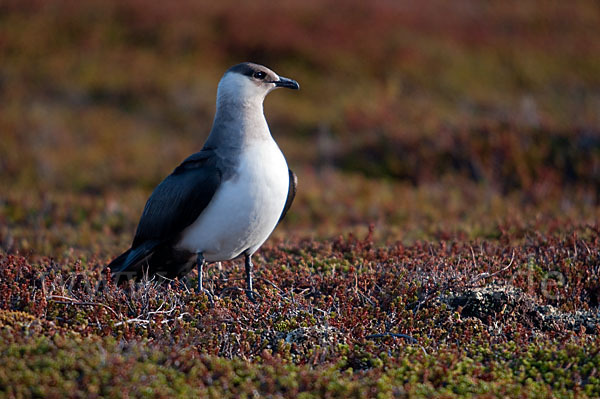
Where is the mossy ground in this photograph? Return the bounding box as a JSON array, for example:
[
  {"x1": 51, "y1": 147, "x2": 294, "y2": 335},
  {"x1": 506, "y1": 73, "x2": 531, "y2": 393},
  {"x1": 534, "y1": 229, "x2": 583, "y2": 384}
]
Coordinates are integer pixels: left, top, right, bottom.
[{"x1": 1, "y1": 1, "x2": 600, "y2": 397}]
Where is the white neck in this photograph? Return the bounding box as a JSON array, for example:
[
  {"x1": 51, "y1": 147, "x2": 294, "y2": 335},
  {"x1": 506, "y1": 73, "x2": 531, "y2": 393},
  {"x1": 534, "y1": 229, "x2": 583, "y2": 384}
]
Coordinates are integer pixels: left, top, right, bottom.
[{"x1": 205, "y1": 73, "x2": 273, "y2": 150}]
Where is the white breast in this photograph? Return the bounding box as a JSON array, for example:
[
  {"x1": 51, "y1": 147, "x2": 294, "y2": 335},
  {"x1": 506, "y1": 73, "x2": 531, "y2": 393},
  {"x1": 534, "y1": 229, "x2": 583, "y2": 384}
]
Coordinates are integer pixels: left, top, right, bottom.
[{"x1": 176, "y1": 140, "x2": 289, "y2": 262}]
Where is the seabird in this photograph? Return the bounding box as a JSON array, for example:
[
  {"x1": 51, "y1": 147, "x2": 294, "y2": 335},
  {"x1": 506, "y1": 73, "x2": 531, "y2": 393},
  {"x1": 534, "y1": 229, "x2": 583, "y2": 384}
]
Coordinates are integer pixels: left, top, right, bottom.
[{"x1": 108, "y1": 62, "x2": 299, "y2": 300}]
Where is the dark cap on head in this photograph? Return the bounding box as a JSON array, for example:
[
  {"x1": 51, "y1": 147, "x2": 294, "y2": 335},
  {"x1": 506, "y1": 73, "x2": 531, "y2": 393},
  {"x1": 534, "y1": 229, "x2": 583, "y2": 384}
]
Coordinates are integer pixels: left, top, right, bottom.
[
  {"x1": 227, "y1": 62, "x2": 269, "y2": 77},
  {"x1": 226, "y1": 62, "x2": 299, "y2": 90}
]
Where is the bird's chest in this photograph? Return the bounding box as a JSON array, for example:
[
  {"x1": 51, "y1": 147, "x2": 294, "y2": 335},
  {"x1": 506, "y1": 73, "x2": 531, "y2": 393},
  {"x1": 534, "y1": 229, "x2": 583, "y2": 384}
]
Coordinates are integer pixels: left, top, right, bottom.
[
  {"x1": 224, "y1": 143, "x2": 289, "y2": 220},
  {"x1": 177, "y1": 141, "x2": 289, "y2": 260}
]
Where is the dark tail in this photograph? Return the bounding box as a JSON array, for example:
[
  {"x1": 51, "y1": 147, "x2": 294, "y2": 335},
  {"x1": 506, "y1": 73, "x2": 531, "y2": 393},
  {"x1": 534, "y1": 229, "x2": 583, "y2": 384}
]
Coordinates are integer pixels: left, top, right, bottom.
[{"x1": 108, "y1": 240, "x2": 160, "y2": 284}]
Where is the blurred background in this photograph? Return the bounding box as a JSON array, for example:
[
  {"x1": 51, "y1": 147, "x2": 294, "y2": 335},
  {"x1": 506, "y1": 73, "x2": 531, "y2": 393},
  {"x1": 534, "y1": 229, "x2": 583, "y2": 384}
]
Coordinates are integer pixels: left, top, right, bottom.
[{"x1": 1, "y1": 0, "x2": 599, "y2": 259}]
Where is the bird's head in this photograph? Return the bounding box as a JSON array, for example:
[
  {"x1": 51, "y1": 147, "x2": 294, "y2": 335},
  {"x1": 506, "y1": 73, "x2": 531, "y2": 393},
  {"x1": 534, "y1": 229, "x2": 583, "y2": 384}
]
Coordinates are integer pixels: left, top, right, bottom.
[{"x1": 216, "y1": 62, "x2": 299, "y2": 107}]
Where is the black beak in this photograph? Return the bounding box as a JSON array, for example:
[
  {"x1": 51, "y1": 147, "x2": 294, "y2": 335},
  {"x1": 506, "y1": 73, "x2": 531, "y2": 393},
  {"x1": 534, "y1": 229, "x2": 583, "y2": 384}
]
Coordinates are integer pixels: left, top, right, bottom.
[{"x1": 274, "y1": 76, "x2": 300, "y2": 90}]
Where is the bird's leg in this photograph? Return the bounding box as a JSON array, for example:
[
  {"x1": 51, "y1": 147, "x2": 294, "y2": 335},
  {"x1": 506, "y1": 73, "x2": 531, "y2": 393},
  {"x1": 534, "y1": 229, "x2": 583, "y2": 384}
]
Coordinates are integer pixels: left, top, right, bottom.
[
  {"x1": 197, "y1": 252, "x2": 213, "y2": 303},
  {"x1": 245, "y1": 254, "x2": 257, "y2": 302},
  {"x1": 197, "y1": 252, "x2": 205, "y2": 293}
]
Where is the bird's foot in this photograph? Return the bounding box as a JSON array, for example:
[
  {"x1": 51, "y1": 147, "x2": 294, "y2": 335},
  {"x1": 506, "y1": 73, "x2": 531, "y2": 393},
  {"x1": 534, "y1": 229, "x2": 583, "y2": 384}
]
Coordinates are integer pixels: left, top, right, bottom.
[
  {"x1": 245, "y1": 289, "x2": 260, "y2": 303},
  {"x1": 197, "y1": 287, "x2": 215, "y2": 305}
]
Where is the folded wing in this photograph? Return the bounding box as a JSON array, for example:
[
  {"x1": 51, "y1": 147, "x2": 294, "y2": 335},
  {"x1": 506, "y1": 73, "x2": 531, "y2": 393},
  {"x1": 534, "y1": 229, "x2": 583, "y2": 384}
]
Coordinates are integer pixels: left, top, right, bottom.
[{"x1": 109, "y1": 149, "x2": 222, "y2": 280}]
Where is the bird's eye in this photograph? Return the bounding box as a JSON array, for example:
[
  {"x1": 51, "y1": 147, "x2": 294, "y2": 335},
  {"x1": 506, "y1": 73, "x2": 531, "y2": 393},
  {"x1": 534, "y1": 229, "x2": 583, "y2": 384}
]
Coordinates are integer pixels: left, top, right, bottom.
[{"x1": 253, "y1": 71, "x2": 266, "y2": 80}]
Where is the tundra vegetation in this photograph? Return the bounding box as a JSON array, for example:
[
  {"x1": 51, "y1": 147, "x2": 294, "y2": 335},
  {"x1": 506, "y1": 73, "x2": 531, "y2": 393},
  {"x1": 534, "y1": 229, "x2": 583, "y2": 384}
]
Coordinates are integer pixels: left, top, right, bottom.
[{"x1": 1, "y1": 1, "x2": 599, "y2": 397}]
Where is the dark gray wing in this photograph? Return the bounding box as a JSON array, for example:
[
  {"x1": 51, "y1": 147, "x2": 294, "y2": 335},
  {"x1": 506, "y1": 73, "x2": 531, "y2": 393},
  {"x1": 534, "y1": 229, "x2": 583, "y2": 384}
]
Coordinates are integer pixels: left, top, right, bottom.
[
  {"x1": 278, "y1": 169, "x2": 297, "y2": 223},
  {"x1": 131, "y1": 149, "x2": 222, "y2": 248}
]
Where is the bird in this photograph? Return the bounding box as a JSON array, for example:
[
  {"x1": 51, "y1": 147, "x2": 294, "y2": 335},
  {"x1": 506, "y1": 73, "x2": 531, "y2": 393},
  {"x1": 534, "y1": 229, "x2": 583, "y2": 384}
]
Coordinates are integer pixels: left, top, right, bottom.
[{"x1": 107, "y1": 62, "x2": 299, "y2": 301}]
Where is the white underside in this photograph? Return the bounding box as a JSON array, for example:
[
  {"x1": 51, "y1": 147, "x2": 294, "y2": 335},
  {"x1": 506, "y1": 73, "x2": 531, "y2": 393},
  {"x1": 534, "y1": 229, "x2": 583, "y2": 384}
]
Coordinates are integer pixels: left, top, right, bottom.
[{"x1": 176, "y1": 139, "x2": 289, "y2": 262}]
